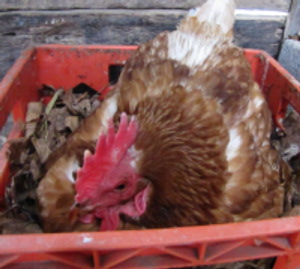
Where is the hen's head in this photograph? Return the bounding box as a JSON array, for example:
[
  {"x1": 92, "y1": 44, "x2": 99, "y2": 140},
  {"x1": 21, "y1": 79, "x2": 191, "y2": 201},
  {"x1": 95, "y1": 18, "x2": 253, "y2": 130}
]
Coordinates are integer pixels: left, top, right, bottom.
[{"x1": 74, "y1": 113, "x2": 150, "y2": 230}]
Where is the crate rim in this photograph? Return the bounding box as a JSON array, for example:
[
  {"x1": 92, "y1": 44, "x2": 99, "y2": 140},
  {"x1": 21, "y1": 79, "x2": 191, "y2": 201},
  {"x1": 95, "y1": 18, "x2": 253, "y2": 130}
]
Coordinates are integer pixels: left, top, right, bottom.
[
  {"x1": 1, "y1": 44, "x2": 300, "y2": 268},
  {"x1": 0, "y1": 215, "x2": 300, "y2": 254}
]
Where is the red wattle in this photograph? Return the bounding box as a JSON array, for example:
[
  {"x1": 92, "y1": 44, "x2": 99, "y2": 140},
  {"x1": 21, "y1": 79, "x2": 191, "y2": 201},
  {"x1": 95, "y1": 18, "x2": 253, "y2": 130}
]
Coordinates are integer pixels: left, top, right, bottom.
[{"x1": 98, "y1": 209, "x2": 120, "y2": 231}]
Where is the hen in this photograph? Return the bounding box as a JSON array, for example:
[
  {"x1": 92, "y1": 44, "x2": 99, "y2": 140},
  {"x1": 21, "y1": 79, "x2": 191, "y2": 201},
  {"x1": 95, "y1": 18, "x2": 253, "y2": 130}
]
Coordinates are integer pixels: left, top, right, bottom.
[{"x1": 37, "y1": 0, "x2": 288, "y2": 232}]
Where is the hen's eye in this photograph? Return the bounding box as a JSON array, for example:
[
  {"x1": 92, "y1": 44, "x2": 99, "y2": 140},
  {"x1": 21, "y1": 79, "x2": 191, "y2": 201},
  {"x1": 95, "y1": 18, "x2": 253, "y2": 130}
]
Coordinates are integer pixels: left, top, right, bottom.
[{"x1": 115, "y1": 184, "x2": 126, "y2": 191}]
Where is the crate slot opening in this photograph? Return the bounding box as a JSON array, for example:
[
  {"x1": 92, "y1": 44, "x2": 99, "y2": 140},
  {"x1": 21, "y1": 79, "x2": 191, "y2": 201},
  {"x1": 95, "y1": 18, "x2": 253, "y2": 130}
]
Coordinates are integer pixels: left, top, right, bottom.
[{"x1": 109, "y1": 65, "x2": 124, "y2": 85}]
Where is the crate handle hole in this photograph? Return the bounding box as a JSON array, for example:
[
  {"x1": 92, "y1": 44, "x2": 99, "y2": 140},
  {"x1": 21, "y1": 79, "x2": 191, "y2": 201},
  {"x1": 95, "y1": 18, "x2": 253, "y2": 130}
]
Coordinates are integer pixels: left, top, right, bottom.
[{"x1": 109, "y1": 65, "x2": 124, "y2": 85}]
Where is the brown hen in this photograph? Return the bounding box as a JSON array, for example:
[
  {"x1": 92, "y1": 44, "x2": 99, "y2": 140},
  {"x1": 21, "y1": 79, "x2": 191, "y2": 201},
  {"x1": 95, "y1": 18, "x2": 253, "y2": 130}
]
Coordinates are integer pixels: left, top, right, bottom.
[{"x1": 37, "y1": 0, "x2": 288, "y2": 232}]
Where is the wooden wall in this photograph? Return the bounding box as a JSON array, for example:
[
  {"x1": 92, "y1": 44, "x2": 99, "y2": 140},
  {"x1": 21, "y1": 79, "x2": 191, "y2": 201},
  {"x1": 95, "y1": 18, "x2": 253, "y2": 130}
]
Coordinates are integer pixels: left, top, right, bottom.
[{"x1": 0, "y1": 0, "x2": 291, "y2": 80}]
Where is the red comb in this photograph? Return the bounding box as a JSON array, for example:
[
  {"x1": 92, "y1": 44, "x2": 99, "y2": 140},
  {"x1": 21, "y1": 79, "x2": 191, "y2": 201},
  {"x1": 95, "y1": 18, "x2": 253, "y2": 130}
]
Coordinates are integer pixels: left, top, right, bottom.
[{"x1": 76, "y1": 113, "x2": 138, "y2": 190}]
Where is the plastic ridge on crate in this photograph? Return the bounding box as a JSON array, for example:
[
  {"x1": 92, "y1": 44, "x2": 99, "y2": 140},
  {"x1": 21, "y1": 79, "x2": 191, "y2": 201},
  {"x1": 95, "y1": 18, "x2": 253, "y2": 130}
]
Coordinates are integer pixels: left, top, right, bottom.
[{"x1": 1, "y1": 45, "x2": 300, "y2": 269}]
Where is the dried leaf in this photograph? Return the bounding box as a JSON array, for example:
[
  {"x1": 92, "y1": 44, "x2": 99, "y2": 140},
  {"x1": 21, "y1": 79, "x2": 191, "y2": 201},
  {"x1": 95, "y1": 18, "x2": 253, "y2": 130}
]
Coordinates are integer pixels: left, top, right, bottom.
[
  {"x1": 284, "y1": 205, "x2": 300, "y2": 217},
  {"x1": 57, "y1": 135, "x2": 67, "y2": 148},
  {"x1": 25, "y1": 102, "x2": 43, "y2": 138},
  {"x1": 272, "y1": 107, "x2": 300, "y2": 211},
  {"x1": 31, "y1": 137, "x2": 52, "y2": 163},
  {"x1": 74, "y1": 99, "x2": 92, "y2": 117},
  {"x1": 5, "y1": 83, "x2": 101, "y2": 234},
  {"x1": 277, "y1": 109, "x2": 300, "y2": 162},
  {"x1": 30, "y1": 158, "x2": 42, "y2": 181},
  {"x1": 0, "y1": 214, "x2": 42, "y2": 234},
  {"x1": 7, "y1": 137, "x2": 32, "y2": 167},
  {"x1": 5, "y1": 167, "x2": 41, "y2": 228},
  {"x1": 65, "y1": 116, "x2": 79, "y2": 132},
  {"x1": 62, "y1": 89, "x2": 76, "y2": 112},
  {"x1": 48, "y1": 107, "x2": 68, "y2": 132}
]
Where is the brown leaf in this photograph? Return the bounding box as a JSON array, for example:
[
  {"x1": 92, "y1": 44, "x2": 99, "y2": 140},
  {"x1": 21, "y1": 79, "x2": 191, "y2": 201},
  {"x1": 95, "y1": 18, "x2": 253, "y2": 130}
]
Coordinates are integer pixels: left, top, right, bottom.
[
  {"x1": 62, "y1": 89, "x2": 76, "y2": 112},
  {"x1": 6, "y1": 83, "x2": 101, "y2": 234},
  {"x1": 283, "y1": 205, "x2": 300, "y2": 217},
  {"x1": 0, "y1": 214, "x2": 42, "y2": 234},
  {"x1": 65, "y1": 116, "x2": 79, "y2": 132},
  {"x1": 74, "y1": 99, "x2": 92, "y2": 117},
  {"x1": 31, "y1": 137, "x2": 52, "y2": 163},
  {"x1": 278, "y1": 109, "x2": 300, "y2": 162},
  {"x1": 48, "y1": 107, "x2": 68, "y2": 132},
  {"x1": 25, "y1": 102, "x2": 44, "y2": 138},
  {"x1": 30, "y1": 158, "x2": 42, "y2": 181},
  {"x1": 5, "y1": 167, "x2": 41, "y2": 227},
  {"x1": 6, "y1": 137, "x2": 31, "y2": 167}
]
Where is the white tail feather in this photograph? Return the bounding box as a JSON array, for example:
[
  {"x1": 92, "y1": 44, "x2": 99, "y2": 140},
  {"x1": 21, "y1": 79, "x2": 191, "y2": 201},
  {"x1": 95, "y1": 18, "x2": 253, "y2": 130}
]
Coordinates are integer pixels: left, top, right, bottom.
[
  {"x1": 168, "y1": 0, "x2": 236, "y2": 68},
  {"x1": 195, "y1": 0, "x2": 235, "y2": 34},
  {"x1": 189, "y1": 0, "x2": 236, "y2": 35}
]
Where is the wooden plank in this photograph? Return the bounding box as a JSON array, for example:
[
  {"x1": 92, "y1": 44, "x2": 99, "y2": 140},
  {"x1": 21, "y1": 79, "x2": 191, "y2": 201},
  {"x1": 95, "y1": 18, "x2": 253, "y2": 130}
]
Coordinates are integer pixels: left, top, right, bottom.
[
  {"x1": 0, "y1": 10, "x2": 285, "y2": 80},
  {"x1": 236, "y1": 0, "x2": 290, "y2": 11},
  {"x1": 234, "y1": 20, "x2": 284, "y2": 56},
  {"x1": 0, "y1": 36, "x2": 30, "y2": 82},
  {"x1": 285, "y1": 0, "x2": 300, "y2": 37},
  {"x1": 0, "y1": 0, "x2": 291, "y2": 12}
]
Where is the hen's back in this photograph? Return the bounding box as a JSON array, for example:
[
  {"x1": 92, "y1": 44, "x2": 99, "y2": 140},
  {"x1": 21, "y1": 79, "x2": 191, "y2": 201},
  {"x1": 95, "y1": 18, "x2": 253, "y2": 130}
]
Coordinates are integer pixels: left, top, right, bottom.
[{"x1": 116, "y1": 0, "x2": 287, "y2": 223}]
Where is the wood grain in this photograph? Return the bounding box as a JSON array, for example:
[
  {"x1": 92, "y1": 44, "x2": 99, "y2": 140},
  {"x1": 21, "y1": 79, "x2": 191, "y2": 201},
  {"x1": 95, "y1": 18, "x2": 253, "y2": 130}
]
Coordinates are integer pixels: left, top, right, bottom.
[
  {"x1": 285, "y1": 0, "x2": 300, "y2": 37},
  {"x1": 0, "y1": 10, "x2": 285, "y2": 80},
  {"x1": 0, "y1": 0, "x2": 291, "y2": 11}
]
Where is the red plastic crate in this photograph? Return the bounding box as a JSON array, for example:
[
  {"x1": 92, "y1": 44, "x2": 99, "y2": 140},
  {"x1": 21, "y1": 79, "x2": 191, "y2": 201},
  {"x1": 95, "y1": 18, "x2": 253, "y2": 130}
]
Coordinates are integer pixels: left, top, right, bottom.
[{"x1": 1, "y1": 45, "x2": 300, "y2": 269}]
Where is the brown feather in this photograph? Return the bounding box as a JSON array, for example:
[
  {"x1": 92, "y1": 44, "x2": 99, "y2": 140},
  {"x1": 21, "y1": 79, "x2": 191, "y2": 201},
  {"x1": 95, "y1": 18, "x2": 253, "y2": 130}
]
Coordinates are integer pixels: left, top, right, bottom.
[{"x1": 36, "y1": 0, "x2": 288, "y2": 232}]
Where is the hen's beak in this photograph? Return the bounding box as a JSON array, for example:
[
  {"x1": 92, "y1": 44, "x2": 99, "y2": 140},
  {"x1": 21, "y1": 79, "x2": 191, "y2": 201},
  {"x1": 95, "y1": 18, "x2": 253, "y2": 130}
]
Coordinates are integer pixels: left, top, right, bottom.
[
  {"x1": 69, "y1": 202, "x2": 80, "y2": 225},
  {"x1": 69, "y1": 202, "x2": 97, "y2": 224}
]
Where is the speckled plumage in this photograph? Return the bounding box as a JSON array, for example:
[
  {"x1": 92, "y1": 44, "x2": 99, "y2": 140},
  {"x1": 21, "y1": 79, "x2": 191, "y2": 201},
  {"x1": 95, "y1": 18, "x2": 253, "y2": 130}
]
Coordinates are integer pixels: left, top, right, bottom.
[{"x1": 37, "y1": 0, "x2": 289, "y2": 232}]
